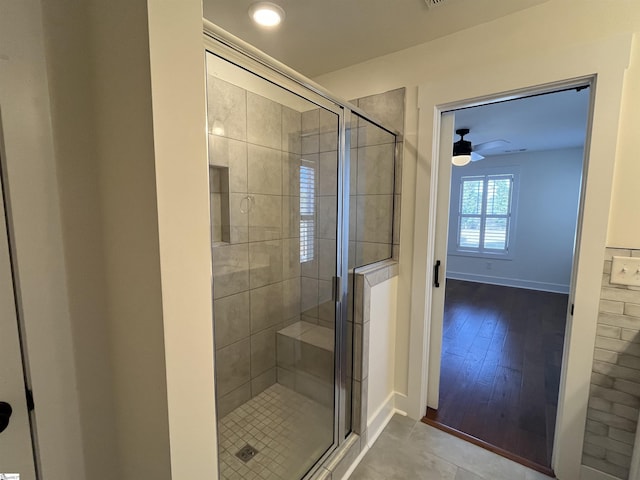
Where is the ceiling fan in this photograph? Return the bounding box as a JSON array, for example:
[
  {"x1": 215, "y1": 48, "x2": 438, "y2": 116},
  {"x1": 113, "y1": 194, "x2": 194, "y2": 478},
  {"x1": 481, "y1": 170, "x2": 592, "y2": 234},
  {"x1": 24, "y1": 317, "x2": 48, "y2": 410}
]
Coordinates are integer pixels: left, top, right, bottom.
[{"x1": 452, "y1": 128, "x2": 510, "y2": 165}]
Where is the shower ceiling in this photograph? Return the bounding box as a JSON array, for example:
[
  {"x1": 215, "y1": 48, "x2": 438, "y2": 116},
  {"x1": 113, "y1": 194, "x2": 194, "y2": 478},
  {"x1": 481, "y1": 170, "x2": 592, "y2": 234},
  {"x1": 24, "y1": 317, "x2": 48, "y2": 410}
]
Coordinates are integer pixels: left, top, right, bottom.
[{"x1": 203, "y1": 0, "x2": 550, "y2": 77}]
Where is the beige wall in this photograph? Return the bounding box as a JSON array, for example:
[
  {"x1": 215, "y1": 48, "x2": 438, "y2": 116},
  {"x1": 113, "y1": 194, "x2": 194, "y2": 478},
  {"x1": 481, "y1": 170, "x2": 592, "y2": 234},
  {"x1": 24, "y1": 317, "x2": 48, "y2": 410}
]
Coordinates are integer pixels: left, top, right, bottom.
[
  {"x1": 40, "y1": 1, "x2": 120, "y2": 478},
  {"x1": 40, "y1": 0, "x2": 213, "y2": 477},
  {"x1": 90, "y1": 1, "x2": 172, "y2": 478},
  {"x1": 0, "y1": 0, "x2": 85, "y2": 477},
  {"x1": 25, "y1": 0, "x2": 640, "y2": 477},
  {"x1": 315, "y1": 0, "x2": 640, "y2": 401}
]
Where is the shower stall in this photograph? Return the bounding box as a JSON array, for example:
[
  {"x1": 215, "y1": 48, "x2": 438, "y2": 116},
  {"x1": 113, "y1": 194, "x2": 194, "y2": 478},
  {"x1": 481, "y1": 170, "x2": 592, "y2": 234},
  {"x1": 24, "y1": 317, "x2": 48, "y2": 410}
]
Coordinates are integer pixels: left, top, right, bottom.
[{"x1": 205, "y1": 26, "x2": 400, "y2": 480}]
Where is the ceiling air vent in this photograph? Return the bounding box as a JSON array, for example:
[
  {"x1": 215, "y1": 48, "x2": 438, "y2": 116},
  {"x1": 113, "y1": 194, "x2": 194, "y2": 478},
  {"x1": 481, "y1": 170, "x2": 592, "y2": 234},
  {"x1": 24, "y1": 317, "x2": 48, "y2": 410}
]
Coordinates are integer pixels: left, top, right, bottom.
[{"x1": 425, "y1": 0, "x2": 448, "y2": 7}]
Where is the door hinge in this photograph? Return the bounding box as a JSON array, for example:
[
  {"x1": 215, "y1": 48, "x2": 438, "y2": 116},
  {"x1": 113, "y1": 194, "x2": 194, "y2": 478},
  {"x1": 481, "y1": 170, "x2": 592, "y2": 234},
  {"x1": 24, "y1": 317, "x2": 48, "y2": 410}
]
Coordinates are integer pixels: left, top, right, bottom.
[
  {"x1": 25, "y1": 388, "x2": 34, "y2": 411},
  {"x1": 571, "y1": 304, "x2": 575, "y2": 316}
]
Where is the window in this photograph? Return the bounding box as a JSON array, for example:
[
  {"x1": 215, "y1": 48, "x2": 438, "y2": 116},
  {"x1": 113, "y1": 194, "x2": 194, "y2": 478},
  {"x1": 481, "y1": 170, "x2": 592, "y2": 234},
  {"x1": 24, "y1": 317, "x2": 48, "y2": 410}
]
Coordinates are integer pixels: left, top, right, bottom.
[
  {"x1": 457, "y1": 174, "x2": 514, "y2": 254},
  {"x1": 300, "y1": 161, "x2": 315, "y2": 262}
]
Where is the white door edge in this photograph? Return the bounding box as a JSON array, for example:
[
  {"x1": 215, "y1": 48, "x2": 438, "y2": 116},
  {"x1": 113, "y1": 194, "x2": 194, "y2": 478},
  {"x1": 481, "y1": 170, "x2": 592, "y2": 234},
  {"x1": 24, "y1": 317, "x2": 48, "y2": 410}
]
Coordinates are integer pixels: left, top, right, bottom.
[
  {"x1": 425, "y1": 111, "x2": 455, "y2": 410},
  {"x1": 0, "y1": 172, "x2": 37, "y2": 478}
]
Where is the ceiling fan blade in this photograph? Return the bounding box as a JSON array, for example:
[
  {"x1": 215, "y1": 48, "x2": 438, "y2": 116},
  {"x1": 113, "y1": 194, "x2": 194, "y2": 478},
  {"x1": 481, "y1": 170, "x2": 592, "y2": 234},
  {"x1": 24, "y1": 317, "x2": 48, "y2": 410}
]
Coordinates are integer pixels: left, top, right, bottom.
[
  {"x1": 471, "y1": 152, "x2": 485, "y2": 162},
  {"x1": 474, "y1": 139, "x2": 510, "y2": 153}
]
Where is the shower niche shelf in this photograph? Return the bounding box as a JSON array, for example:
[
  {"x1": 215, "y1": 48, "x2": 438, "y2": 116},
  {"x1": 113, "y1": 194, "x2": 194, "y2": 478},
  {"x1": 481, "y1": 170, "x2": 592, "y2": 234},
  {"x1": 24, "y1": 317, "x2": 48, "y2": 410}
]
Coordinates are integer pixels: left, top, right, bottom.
[{"x1": 209, "y1": 165, "x2": 230, "y2": 245}]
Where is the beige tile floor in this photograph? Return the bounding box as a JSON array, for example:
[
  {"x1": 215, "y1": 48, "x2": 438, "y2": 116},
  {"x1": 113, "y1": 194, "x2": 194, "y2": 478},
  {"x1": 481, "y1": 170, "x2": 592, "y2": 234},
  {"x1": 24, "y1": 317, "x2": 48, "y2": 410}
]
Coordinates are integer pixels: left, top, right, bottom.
[{"x1": 349, "y1": 414, "x2": 555, "y2": 480}]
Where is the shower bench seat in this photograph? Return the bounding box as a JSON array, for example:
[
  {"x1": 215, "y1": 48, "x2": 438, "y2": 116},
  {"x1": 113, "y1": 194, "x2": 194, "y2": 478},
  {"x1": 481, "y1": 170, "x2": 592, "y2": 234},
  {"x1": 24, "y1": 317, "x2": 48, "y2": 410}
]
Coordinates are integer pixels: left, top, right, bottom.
[{"x1": 276, "y1": 321, "x2": 335, "y2": 408}]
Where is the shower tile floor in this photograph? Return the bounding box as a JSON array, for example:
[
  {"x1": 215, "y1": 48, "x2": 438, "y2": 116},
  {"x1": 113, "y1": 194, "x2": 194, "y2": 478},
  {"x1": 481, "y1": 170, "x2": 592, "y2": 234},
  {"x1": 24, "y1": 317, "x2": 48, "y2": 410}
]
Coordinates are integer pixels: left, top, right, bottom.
[{"x1": 218, "y1": 383, "x2": 333, "y2": 480}]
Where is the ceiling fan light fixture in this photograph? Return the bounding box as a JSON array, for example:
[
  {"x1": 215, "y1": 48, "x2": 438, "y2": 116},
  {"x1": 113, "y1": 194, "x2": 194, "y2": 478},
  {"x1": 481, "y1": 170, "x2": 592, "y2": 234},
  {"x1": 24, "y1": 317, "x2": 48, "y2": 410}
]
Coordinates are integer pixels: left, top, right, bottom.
[
  {"x1": 452, "y1": 128, "x2": 472, "y2": 166},
  {"x1": 452, "y1": 154, "x2": 472, "y2": 167},
  {"x1": 249, "y1": 2, "x2": 285, "y2": 27}
]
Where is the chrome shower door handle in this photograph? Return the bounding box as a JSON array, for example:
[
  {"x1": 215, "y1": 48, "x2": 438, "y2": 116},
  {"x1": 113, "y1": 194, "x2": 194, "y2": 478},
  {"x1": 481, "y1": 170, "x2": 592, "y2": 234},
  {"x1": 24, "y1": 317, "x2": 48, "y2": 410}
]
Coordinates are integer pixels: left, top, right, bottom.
[{"x1": 332, "y1": 276, "x2": 342, "y2": 302}]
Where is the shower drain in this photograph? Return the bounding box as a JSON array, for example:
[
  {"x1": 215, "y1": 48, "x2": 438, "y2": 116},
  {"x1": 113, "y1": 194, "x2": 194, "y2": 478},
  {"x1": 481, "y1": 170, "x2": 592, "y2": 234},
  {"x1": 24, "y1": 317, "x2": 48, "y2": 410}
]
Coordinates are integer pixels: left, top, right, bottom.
[{"x1": 235, "y1": 444, "x2": 259, "y2": 463}]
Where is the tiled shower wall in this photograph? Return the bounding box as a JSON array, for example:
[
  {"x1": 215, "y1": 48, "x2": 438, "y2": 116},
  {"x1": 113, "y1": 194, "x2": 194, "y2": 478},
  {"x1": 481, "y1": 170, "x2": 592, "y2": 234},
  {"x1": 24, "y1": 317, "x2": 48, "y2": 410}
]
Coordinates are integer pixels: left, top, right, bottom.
[
  {"x1": 208, "y1": 77, "x2": 405, "y2": 420},
  {"x1": 208, "y1": 77, "x2": 305, "y2": 417},
  {"x1": 582, "y1": 247, "x2": 640, "y2": 479}
]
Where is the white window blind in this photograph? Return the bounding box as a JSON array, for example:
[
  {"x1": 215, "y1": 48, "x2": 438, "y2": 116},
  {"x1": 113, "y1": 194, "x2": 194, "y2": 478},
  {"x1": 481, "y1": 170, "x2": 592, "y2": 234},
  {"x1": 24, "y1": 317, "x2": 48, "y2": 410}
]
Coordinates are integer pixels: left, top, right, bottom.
[
  {"x1": 300, "y1": 162, "x2": 315, "y2": 262},
  {"x1": 458, "y1": 174, "x2": 513, "y2": 254}
]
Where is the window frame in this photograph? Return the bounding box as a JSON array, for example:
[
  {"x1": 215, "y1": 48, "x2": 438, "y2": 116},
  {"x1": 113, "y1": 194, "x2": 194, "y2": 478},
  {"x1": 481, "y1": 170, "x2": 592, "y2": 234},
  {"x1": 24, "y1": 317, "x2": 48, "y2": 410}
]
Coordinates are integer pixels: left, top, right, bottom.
[
  {"x1": 448, "y1": 167, "x2": 519, "y2": 260},
  {"x1": 299, "y1": 159, "x2": 316, "y2": 263}
]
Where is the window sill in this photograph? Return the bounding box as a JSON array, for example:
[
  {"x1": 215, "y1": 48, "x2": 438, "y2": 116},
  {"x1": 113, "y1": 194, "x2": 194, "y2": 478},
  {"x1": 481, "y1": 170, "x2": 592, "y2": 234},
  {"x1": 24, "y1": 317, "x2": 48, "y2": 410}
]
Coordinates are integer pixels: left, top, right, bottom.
[{"x1": 449, "y1": 251, "x2": 514, "y2": 261}]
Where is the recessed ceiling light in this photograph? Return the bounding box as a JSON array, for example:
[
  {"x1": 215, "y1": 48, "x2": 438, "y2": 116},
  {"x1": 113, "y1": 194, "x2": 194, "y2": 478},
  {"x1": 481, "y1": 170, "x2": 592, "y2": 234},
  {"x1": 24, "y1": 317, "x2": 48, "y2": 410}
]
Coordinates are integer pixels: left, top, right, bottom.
[{"x1": 248, "y1": 2, "x2": 285, "y2": 27}]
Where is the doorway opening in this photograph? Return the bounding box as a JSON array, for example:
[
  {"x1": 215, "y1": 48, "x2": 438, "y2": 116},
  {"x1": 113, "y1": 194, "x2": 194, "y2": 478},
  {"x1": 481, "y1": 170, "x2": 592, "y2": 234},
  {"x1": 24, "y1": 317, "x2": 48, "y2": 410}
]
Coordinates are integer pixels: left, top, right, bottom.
[{"x1": 423, "y1": 86, "x2": 591, "y2": 474}]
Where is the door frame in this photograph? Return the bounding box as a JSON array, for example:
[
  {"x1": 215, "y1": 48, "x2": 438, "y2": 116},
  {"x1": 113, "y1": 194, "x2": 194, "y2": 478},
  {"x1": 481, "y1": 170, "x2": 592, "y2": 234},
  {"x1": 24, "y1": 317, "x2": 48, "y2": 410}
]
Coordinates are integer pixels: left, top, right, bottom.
[
  {"x1": 427, "y1": 79, "x2": 591, "y2": 443},
  {"x1": 406, "y1": 34, "x2": 633, "y2": 479}
]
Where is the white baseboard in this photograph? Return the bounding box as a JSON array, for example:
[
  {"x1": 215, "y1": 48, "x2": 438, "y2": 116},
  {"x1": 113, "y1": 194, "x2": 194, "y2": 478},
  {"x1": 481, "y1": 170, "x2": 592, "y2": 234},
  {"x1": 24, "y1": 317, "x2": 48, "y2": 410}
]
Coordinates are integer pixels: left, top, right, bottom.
[
  {"x1": 446, "y1": 271, "x2": 570, "y2": 294},
  {"x1": 366, "y1": 391, "x2": 396, "y2": 448},
  {"x1": 394, "y1": 392, "x2": 408, "y2": 416},
  {"x1": 580, "y1": 465, "x2": 622, "y2": 480}
]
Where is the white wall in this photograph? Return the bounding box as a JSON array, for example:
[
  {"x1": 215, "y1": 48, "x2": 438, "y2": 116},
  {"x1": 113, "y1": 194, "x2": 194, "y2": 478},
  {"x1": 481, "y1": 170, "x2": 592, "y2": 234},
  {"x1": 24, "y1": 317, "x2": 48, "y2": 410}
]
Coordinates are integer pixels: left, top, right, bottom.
[
  {"x1": 148, "y1": 1, "x2": 219, "y2": 477},
  {"x1": 367, "y1": 277, "x2": 397, "y2": 435},
  {"x1": 446, "y1": 148, "x2": 583, "y2": 293},
  {"x1": 609, "y1": 33, "x2": 640, "y2": 248},
  {"x1": 315, "y1": 5, "x2": 639, "y2": 478},
  {"x1": 314, "y1": 0, "x2": 640, "y2": 405}
]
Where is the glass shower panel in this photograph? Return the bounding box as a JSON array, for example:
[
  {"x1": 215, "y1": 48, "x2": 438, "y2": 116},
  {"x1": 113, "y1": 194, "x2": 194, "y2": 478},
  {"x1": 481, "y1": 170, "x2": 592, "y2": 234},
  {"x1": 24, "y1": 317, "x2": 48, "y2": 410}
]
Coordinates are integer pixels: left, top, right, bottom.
[
  {"x1": 206, "y1": 51, "x2": 340, "y2": 480},
  {"x1": 349, "y1": 114, "x2": 395, "y2": 268},
  {"x1": 345, "y1": 114, "x2": 396, "y2": 440}
]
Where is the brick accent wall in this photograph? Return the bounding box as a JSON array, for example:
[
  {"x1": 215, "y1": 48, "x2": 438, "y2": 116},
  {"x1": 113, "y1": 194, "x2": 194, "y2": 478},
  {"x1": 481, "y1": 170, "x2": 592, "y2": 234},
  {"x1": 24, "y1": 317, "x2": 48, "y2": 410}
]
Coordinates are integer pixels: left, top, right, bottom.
[{"x1": 582, "y1": 247, "x2": 640, "y2": 479}]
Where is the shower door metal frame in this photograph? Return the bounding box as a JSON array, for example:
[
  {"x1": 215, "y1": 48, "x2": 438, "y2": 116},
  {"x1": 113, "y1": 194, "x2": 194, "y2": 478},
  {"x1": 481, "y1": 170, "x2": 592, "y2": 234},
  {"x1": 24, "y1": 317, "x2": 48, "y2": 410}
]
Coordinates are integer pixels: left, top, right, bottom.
[
  {"x1": 203, "y1": 20, "x2": 399, "y2": 480},
  {"x1": 203, "y1": 35, "x2": 349, "y2": 479}
]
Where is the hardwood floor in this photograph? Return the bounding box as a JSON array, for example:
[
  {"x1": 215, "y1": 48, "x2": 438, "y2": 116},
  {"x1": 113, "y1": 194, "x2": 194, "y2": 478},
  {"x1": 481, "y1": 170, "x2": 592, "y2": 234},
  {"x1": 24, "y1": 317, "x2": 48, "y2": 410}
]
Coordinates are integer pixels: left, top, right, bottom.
[{"x1": 424, "y1": 279, "x2": 568, "y2": 472}]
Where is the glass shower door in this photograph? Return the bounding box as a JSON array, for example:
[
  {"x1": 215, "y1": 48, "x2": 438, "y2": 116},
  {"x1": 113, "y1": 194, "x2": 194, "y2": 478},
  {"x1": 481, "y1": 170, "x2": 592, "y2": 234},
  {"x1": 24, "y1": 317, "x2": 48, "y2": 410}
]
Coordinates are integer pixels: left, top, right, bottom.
[{"x1": 206, "y1": 51, "x2": 342, "y2": 480}]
